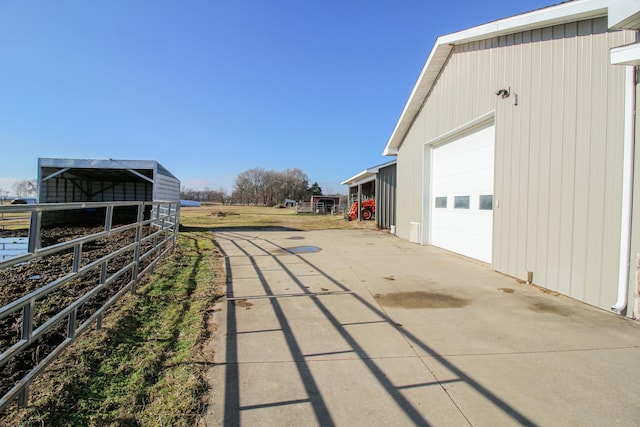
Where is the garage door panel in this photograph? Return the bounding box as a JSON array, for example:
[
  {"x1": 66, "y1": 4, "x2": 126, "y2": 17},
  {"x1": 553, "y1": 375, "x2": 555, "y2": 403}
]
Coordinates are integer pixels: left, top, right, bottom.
[{"x1": 431, "y1": 123, "x2": 494, "y2": 264}]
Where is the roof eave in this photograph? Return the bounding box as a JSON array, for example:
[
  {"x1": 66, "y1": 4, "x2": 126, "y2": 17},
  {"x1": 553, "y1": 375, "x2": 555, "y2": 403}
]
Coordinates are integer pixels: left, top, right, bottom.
[{"x1": 341, "y1": 160, "x2": 397, "y2": 186}]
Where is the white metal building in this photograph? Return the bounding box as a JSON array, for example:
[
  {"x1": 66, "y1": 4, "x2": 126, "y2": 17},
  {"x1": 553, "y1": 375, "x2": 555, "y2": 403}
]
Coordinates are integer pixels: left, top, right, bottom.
[{"x1": 384, "y1": 0, "x2": 640, "y2": 317}]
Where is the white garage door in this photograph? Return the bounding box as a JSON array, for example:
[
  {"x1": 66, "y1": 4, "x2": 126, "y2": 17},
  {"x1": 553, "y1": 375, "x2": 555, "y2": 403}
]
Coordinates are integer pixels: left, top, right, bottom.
[{"x1": 431, "y1": 123, "x2": 494, "y2": 264}]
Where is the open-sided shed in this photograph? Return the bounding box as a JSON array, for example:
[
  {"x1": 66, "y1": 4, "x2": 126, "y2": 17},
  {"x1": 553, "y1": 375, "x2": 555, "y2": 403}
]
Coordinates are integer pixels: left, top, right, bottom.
[
  {"x1": 342, "y1": 160, "x2": 396, "y2": 229},
  {"x1": 38, "y1": 158, "x2": 180, "y2": 203}
]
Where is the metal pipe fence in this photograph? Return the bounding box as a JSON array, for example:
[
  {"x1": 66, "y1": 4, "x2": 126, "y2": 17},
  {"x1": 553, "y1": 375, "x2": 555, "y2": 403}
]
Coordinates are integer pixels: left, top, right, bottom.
[{"x1": 0, "y1": 200, "x2": 180, "y2": 411}]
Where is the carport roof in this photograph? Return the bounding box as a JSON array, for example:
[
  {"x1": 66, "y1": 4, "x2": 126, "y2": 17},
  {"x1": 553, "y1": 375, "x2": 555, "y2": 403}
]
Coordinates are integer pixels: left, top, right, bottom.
[
  {"x1": 341, "y1": 160, "x2": 396, "y2": 187},
  {"x1": 382, "y1": 0, "x2": 609, "y2": 156},
  {"x1": 38, "y1": 158, "x2": 178, "y2": 181}
]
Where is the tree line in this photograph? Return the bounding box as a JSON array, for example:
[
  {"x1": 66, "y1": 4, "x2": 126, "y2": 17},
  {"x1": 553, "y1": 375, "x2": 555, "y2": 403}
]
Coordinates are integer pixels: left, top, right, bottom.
[
  {"x1": 179, "y1": 167, "x2": 324, "y2": 206},
  {"x1": 0, "y1": 179, "x2": 37, "y2": 202}
]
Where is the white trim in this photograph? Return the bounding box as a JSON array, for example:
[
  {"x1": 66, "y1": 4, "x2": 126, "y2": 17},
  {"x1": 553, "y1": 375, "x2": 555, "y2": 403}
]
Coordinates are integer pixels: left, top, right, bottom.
[
  {"x1": 613, "y1": 65, "x2": 636, "y2": 313},
  {"x1": 342, "y1": 160, "x2": 397, "y2": 186},
  {"x1": 439, "y1": 0, "x2": 608, "y2": 46},
  {"x1": 611, "y1": 42, "x2": 640, "y2": 66},
  {"x1": 382, "y1": 147, "x2": 398, "y2": 156},
  {"x1": 425, "y1": 111, "x2": 495, "y2": 147}
]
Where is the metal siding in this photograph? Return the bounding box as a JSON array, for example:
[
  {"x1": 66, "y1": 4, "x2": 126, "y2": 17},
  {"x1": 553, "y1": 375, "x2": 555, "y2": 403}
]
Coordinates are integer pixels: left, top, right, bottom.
[
  {"x1": 492, "y1": 38, "x2": 507, "y2": 270},
  {"x1": 507, "y1": 32, "x2": 522, "y2": 275},
  {"x1": 394, "y1": 17, "x2": 632, "y2": 311},
  {"x1": 535, "y1": 26, "x2": 554, "y2": 291},
  {"x1": 395, "y1": 107, "x2": 427, "y2": 240},
  {"x1": 376, "y1": 164, "x2": 397, "y2": 229},
  {"x1": 558, "y1": 22, "x2": 579, "y2": 298},
  {"x1": 515, "y1": 30, "x2": 532, "y2": 282},
  {"x1": 494, "y1": 18, "x2": 630, "y2": 310},
  {"x1": 154, "y1": 173, "x2": 180, "y2": 201},
  {"x1": 570, "y1": 20, "x2": 593, "y2": 301},
  {"x1": 588, "y1": 18, "x2": 610, "y2": 306},
  {"x1": 525, "y1": 28, "x2": 543, "y2": 285},
  {"x1": 545, "y1": 24, "x2": 566, "y2": 291}
]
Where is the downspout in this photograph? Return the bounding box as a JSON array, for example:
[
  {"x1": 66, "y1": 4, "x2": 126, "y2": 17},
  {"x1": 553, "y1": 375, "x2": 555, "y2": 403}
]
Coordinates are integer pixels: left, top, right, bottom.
[{"x1": 613, "y1": 65, "x2": 636, "y2": 314}]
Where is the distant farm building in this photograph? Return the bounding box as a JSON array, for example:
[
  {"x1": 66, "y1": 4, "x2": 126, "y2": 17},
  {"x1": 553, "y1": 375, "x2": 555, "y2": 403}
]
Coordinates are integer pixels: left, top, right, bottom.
[{"x1": 296, "y1": 195, "x2": 341, "y2": 214}]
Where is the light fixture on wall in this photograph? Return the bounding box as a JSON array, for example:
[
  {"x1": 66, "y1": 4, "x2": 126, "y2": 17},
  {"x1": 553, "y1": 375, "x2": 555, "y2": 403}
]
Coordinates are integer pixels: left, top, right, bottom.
[
  {"x1": 496, "y1": 87, "x2": 518, "y2": 106},
  {"x1": 495, "y1": 88, "x2": 510, "y2": 98}
]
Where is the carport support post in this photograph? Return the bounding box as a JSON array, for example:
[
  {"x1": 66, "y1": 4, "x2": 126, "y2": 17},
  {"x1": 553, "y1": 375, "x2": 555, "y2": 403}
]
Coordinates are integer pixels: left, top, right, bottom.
[{"x1": 357, "y1": 184, "x2": 362, "y2": 221}]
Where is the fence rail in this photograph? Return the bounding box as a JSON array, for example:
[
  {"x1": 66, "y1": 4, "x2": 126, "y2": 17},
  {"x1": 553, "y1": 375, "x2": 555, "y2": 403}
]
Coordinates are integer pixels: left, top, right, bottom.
[
  {"x1": 0, "y1": 211, "x2": 30, "y2": 232},
  {"x1": 296, "y1": 202, "x2": 336, "y2": 214},
  {"x1": 0, "y1": 200, "x2": 180, "y2": 411}
]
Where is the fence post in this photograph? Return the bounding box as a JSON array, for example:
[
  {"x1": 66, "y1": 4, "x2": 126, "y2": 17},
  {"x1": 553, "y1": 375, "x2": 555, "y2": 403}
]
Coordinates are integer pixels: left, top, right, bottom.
[
  {"x1": 172, "y1": 202, "x2": 179, "y2": 248},
  {"x1": 68, "y1": 309, "x2": 78, "y2": 337},
  {"x1": 72, "y1": 243, "x2": 82, "y2": 273},
  {"x1": 22, "y1": 302, "x2": 33, "y2": 342},
  {"x1": 132, "y1": 203, "x2": 144, "y2": 294},
  {"x1": 27, "y1": 211, "x2": 42, "y2": 254},
  {"x1": 105, "y1": 205, "x2": 113, "y2": 232},
  {"x1": 17, "y1": 388, "x2": 28, "y2": 409}
]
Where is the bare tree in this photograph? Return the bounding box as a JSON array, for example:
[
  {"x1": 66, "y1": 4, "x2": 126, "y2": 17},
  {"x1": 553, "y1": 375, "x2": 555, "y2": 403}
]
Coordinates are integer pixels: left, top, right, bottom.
[
  {"x1": 282, "y1": 168, "x2": 309, "y2": 201},
  {"x1": 234, "y1": 168, "x2": 266, "y2": 205},
  {"x1": 13, "y1": 180, "x2": 37, "y2": 198},
  {"x1": 262, "y1": 170, "x2": 283, "y2": 206},
  {"x1": 233, "y1": 167, "x2": 312, "y2": 206},
  {"x1": 180, "y1": 186, "x2": 231, "y2": 205}
]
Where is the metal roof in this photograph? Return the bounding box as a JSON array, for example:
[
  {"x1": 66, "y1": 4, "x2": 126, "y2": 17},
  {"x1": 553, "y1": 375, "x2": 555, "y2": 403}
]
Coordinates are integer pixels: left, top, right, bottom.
[
  {"x1": 341, "y1": 160, "x2": 397, "y2": 187},
  {"x1": 383, "y1": 0, "x2": 609, "y2": 156},
  {"x1": 38, "y1": 158, "x2": 178, "y2": 181}
]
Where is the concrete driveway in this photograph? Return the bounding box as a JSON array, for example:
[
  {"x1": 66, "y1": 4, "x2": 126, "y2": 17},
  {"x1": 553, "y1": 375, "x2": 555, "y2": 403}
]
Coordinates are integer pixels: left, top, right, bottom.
[{"x1": 203, "y1": 229, "x2": 640, "y2": 426}]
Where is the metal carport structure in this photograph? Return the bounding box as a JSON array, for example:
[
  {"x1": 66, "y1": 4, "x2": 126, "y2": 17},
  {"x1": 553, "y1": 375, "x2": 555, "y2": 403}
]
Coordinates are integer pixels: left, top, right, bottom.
[{"x1": 342, "y1": 160, "x2": 396, "y2": 230}]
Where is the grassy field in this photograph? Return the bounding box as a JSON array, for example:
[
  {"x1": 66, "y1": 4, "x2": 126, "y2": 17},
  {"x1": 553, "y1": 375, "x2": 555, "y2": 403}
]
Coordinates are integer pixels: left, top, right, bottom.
[
  {"x1": 0, "y1": 210, "x2": 31, "y2": 232},
  {"x1": 5, "y1": 204, "x2": 375, "y2": 425},
  {"x1": 179, "y1": 203, "x2": 373, "y2": 231}
]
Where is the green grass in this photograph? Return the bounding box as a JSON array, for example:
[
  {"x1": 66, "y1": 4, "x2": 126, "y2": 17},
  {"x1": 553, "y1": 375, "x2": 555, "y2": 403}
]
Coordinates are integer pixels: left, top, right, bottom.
[{"x1": 6, "y1": 232, "x2": 222, "y2": 426}]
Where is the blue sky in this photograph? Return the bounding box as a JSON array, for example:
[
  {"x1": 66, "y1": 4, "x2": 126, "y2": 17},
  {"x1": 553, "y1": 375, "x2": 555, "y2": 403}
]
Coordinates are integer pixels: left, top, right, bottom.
[{"x1": 0, "y1": 0, "x2": 555, "y2": 195}]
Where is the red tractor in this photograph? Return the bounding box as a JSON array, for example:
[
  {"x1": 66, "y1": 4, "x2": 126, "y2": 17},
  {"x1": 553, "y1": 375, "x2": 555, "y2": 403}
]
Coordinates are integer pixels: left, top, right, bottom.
[{"x1": 346, "y1": 199, "x2": 375, "y2": 221}]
